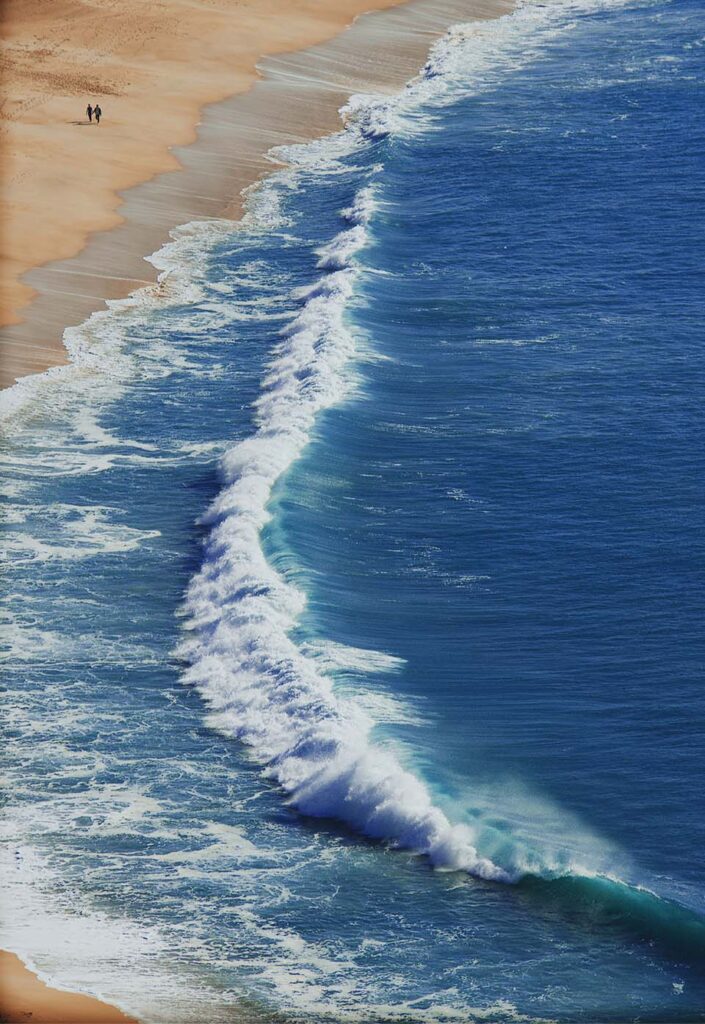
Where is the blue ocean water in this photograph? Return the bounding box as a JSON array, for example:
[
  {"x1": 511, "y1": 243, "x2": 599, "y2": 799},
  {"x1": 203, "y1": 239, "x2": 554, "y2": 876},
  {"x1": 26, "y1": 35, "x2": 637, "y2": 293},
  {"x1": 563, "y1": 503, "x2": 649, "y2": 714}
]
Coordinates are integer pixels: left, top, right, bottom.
[{"x1": 2, "y1": 0, "x2": 704, "y2": 1020}]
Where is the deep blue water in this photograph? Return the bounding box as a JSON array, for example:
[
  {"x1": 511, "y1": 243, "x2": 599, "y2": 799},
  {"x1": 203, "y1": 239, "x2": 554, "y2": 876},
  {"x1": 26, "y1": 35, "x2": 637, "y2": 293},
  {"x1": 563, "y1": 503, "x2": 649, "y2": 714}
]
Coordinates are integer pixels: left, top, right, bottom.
[{"x1": 2, "y1": 0, "x2": 704, "y2": 1021}]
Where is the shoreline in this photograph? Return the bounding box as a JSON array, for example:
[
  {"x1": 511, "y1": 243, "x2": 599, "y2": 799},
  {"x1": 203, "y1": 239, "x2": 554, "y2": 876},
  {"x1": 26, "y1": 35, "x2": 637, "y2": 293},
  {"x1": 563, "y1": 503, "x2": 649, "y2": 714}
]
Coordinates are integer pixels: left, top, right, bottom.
[
  {"x1": 0, "y1": 0, "x2": 513, "y2": 390},
  {"x1": 0, "y1": 950, "x2": 138, "y2": 1023}
]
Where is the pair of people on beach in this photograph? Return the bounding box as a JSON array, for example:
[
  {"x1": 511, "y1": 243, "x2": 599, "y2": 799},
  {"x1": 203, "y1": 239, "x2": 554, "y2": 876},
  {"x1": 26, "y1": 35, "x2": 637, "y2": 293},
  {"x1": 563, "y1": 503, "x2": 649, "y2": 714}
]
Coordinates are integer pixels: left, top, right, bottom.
[{"x1": 86, "y1": 103, "x2": 102, "y2": 124}]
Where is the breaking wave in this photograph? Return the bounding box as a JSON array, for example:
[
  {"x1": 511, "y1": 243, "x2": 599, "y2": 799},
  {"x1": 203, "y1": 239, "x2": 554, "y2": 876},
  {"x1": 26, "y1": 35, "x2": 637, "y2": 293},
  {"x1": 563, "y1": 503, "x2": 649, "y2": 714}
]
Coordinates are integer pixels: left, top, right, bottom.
[
  {"x1": 178, "y1": 178, "x2": 606, "y2": 886},
  {"x1": 178, "y1": 175, "x2": 705, "y2": 962},
  {"x1": 178, "y1": 0, "x2": 705, "y2": 965},
  {"x1": 178, "y1": 187, "x2": 512, "y2": 883}
]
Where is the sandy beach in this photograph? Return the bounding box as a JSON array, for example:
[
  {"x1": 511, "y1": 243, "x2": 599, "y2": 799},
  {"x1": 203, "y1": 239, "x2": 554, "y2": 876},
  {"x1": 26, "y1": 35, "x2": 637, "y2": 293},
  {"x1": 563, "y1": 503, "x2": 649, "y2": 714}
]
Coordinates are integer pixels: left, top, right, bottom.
[
  {"x1": 0, "y1": 0, "x2": 511, "y2": 389},
  {"x1": 0, "y1": 951, "x2": 137, "y2": 1023}
]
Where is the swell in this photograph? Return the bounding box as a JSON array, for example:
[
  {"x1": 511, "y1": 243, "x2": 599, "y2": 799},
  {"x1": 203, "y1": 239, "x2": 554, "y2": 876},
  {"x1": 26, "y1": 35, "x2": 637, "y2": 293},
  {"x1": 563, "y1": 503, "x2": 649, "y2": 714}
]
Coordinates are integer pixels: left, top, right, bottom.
[{"x1": 520, "y1": 874, "x2": 705, "y2": 966}]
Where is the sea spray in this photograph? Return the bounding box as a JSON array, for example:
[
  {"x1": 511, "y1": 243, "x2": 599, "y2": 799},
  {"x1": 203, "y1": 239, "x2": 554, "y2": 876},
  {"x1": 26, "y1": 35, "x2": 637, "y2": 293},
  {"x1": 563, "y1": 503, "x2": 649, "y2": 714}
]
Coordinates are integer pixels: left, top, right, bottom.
[
  {"x1": 176, "y1": 185, "x2": 620, "y2": 887},
  {"x1": 177, "y1": 188, "x2": 518, "y2": 883}
]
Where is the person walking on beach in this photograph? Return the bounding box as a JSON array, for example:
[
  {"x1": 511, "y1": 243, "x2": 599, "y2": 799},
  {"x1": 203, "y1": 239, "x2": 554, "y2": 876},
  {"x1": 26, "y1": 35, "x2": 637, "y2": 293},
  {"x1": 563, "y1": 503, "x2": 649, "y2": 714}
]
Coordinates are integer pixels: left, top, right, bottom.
[
  {"x1": 86, "y1": 103, "x2": 93, "y2": 123},
  {"x1": 94, "y1": 103, "x2": 102, "y2": 124}
]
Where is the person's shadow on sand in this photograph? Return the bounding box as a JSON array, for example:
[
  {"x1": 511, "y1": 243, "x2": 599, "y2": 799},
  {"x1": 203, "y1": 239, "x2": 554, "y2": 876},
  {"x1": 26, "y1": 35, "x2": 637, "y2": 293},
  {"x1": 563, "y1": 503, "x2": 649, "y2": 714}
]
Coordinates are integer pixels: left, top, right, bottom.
[{"x1": 69, "y1": 120, "x2": 95, "y2": 125}]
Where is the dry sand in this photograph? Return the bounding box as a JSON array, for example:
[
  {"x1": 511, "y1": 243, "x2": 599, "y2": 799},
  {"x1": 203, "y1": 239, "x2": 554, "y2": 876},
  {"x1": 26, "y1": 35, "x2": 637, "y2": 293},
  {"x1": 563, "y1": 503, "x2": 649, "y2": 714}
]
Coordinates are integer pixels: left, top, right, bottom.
[
  {"x1": 0, "y1": 0, "x2": 512, "y2": 388},
  {"x1": 0, "y1": 950, "x2": 138, "y2": 1023}
]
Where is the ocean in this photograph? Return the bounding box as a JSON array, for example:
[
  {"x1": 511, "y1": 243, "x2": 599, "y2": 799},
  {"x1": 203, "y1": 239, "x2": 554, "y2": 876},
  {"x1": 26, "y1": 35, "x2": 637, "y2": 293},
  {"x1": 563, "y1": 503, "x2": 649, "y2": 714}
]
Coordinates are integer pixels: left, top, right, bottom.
[{"x1": 2, "y1": 0, "x2": 704, "y2": 1020}]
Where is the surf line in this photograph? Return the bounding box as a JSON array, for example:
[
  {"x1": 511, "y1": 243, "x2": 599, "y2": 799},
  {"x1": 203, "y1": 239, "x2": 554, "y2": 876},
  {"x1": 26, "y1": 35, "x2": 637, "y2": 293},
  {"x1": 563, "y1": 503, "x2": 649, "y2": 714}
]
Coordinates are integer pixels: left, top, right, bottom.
[{"x1": 178, "y1": 177, "x2": 515, "y2": 884}]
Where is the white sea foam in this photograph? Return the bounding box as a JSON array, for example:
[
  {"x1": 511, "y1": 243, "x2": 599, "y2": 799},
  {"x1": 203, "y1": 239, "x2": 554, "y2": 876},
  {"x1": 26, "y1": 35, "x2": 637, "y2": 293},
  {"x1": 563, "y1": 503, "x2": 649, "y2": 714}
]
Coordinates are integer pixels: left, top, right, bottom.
[
  {"x1": 157, "y1": 823, "x2": 262, "y2": 864},
  {"x1": 178, "y1": 185, "x2": 516, "y2": 883},
  {"x1": 341, "y1": 186, "x2": 378, "y2": 225},
  {"x1": 1, "y1": 504, "x2": 160, "y2": 563},
  {"x1": 0, "y1": 217, "x2": 234, "y2": 427},
  {"x1": 336, "y1": 0, "x2": 635, "y2": 146}
]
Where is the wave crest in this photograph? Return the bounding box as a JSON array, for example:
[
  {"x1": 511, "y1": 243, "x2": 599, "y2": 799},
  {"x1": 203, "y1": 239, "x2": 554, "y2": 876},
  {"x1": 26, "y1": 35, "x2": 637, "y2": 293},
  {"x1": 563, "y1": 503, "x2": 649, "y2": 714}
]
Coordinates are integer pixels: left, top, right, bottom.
[{"x1": 178, "y1": 187, "x2": 518, "y2": 883}]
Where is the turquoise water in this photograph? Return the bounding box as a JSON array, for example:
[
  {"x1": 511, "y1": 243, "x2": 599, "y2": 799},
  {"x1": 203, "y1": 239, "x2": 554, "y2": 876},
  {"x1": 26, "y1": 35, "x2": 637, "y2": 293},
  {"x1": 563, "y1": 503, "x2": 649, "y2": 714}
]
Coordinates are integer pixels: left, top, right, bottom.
[{"x1": 2, "y1": 0, "x2": 704, "y2": 1020}]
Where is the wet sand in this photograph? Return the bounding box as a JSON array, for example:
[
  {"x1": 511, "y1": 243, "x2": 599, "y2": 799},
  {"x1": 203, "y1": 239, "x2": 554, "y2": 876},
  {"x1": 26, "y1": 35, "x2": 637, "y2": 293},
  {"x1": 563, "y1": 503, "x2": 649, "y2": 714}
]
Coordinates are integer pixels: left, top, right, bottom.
[
  {"x1": 0, "y1": 950, "x2": 138, "y2": 1023},
  {"x1": 0, "y1": 0, "x2": 512, "y2": 389}
]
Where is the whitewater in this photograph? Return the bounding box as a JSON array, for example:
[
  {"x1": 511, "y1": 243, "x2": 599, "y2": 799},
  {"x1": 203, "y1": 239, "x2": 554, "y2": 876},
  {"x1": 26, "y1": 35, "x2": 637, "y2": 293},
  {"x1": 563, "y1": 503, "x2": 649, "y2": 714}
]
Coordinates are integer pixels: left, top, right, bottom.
[{"x1": 179, "y1": 187, "x2": 515, "y2": 883}]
